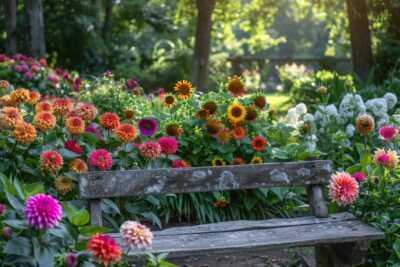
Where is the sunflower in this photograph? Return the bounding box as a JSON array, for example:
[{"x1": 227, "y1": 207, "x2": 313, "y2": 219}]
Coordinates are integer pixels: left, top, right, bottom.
[
  {"x1": 174, "y1": 80, "x2": 193, "y2": 100},
  {"x1": 204, "y1": 118, "x2": 222, "y2": 137},
  {"x1": 246, "y1": 106, "x2": 258, "y2": 121},
  {"x1": 164, "y1": 121, "x2": 183, "y2": 138},
  {"x1": 216, "y1": 128, "x2": 231, "y2": 144},
  {"x1": 163, "y1": 94, "x2": 177, "y2": 108},
  {"x1": 202, "y1": 101, "x2": 218, "y2": 115},
  {"x1": 252, "y1": 93, "x2": 267, "y2": 110},
  {"x1": 212, "y1": 157, "x2": 226, "y2": 166},
  {"x1": 250, "y1": 156, "x2": 263, "y2": 164},
  {"x1": 226, "y1": 76, "x2": 246, "y2": 97},
  {"x1": 195, "y1": 108, "x2": 209, "y2": 119},
  {"x1": 231, "y1": 126, "x2": 246, "y2": 140},
  {"x1": 227, "y1": 102, "x2": 247, "y2": 125},
  {"x1": 54, "y1": 175, "x2": 74, "y2": 195}
]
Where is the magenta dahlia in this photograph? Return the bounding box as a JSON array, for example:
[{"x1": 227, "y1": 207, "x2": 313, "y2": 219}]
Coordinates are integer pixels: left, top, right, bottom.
[
  {"x1": 24, "y1": 194, "x2": 62, "y2": 229},
  {"x1": 158, "y1": 137, "x2": 179, "y2": 155}
]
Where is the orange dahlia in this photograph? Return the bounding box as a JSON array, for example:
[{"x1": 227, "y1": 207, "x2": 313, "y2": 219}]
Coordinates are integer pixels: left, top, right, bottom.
[
  {"x1": 216, "y1": 128, "x2": 231, "y2": 144},
  {"x1": 54, "y1": 175, "x2": 73, "y2": 195},
  {"x1": 35, "y1": 101, "x2": 53, "y2": 113},
  {"x1": 174, "y1": 80, "x2": 193, "y2": 100},
  {"x1": 69, "y1": 158, "x2": 88, "y2": 173},
  {"x1": 10, "y1": 88, "x2": 30, "y2": 104},
  {"x1": 53, "y1": 98, "x2": 73, "y2": 116},
  {"x1": 12, "y1": 122, "x2": 37, "y2": 146},
  {"x1": 231, "y1": 126, "x2": 246, "y2": 140},
  {"x1": 87, "y1": 234, "x2": 122, "y2": 266},
  {"x1": 100, "y1": 112, "x2": 120, "y2": 130},
  {"x1": 33, "y1": 112, "x2": 56, "y2": 132},
  {"x1": 227, "y1": 76, "x2": 246, "y2": 97},
  {"x1": 75, "y1": 102, "x2": 98, "y2": 121},
  {"x1": 252, "y1": 136, "x2": 267, "y2": 151},
  {"x1": 0, "y1": 80, "x2": 10, "y2": 90},
  {"x1": 163, "y1": 94, "x2": 177, "y2": 108},
  {"x1": 0, "y1": 107, "x2": 23, "y2": 129},
  {"x1": 204, "y1": 118, "x2": 222, "y2": 137},
  {"x1": 40, "y1": 150, "x2": 63, "y2": 174},
  {"x1": 115, "y1": 124, "x2": 137, "y2": 143},
  {"x1": 27, "y1": 91, "x2": 41, "y2": 105},
  {"x1": 66, "y1": 116, "x2": 85, "y2": 135},
  {"x1": 0, "y1": 95, "x2": 13, "y2": 107}
]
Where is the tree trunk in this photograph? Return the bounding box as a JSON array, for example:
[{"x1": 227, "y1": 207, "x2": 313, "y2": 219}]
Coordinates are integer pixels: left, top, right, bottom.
[
  {"x1": 25, "y1": 0, "x2": 46, "y2": 58},
  {"x1": 92, "y1": 0, "x2": 101, "y2": 29},
  {"x1": 386, "y1": 1, "x2": 400, "y2": 39},
  {"x1": 192, "y1": 0, "x2": 216, "y2": 91},
  {"x1": 102, "y1": 0, "x2": 115, "y2": 41},
  {"x1": 4, "y1": 0, "x2": 17, "y2": 55},
  {"x1": 346, "y1": 0, "x2": 373, "y2": 82}
]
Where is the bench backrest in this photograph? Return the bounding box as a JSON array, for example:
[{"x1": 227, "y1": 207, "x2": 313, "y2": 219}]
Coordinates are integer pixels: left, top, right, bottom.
[{"x1": 79, "y1": 160, "x2": 332, "y2": 226}]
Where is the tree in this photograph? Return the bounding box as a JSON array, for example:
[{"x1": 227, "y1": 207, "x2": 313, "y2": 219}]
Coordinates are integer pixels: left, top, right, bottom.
[
  {"x1": 4, "y1": 0, "x2": 17, "y2": 55},
  {"x1": 346, "y1": 0, "x2": 373, "y2": 81},
  {"x1": 191, "y1": 0, "x2": 216, "y2": 91},
  {"x1": 25, "y1": 0, "x2": 46, "y2": 58}
]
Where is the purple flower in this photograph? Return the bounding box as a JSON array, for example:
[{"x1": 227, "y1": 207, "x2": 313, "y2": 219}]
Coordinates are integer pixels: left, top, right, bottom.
[
  {"x1": 64, "y1": 252, "x2": 78, "y2": 267},
  {"x1": 72, "y1": 84, "x2": 80, "y2": 92},
  {"x1": 24, "y1": 194, "x2": 62, "y2": 229},
  {"x1": 85, "y1": 124, "x2": 104, "y2": 140},
  {"x1": 14, "y1": 65, "x2": 22, "y2": 72},
  {"x1": 138, "y1": 117, "x2": 158, "y2": 137},
  {"x1": 21, "y1": 65, "x2": 29, "y2": 73},
  {"x1": 147, "y1": 93, "x2": 154, "y2": 101},
  {"x1": 2, "y1": 226, "x2": 12, "y2": 238},
  {"x1": 0, "y1": 55, "x2": 7, "y2": 62},
  {"x1": 24, "y1": 72, "x2": 33, "y2": 80}
]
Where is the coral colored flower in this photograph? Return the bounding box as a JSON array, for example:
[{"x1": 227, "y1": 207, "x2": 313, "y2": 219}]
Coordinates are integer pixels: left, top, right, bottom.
[
  {"x1": 33, "y1": 112, "x2": 56, "y2": 132},
  {"x1": 54, "y1": 175, "x2": 74, "y2": 195},
  {"x1": 233, "y1": 157, "x2": 244, "y2": 165},
  {"x1": 115, "y1": 124, "x2": 137, "y2": 143},
  {"x1": 24, "y1": 194, "x2": 62, "y2": 229},
  {"x1": 212, "y1": 157, "x2": 225, "y2": 166},
  {"x1": 69, "y1": 158, "x2": 88, "y2": 173},
  {"x1": 251, "y1": 136, "x2": 267, "y2": 151},
  {"x1": 195, "y1": 108, "x2": 210, "y2": 119},
  {"x1": 373, "y1": 149, "x2": 398, "y2": 170},
  {"x1": 165, "y1": 122, "x2": 183, "y2": 137},
  {"x1": 138, "y1": 117, "x2": 158, "y2": 137},
  {"x1": 66, "y1": 116, "x2": 85, "y2": 135},
  {"x1": 64, "y1": 140, "x2": 83, "y2": 154},
  {"x1": 85, "y1": 124, "x2": 104, "y2": 140},
  {"x1": 89, "y1": 149, "x2": 113, "y2": 171},
  {"x1": 252, "y1": 94, "x2": 267, "y2": 110},
  {"x1": 12, "y1": 122, "x2": 37, "y2": 146},
  {"x1": 53, "y1": 98, "x2": 73, "y2": 116},
  {"x1": 163, "y1": 94, "x2": 177, "y2": 108},
  {"x1": 172, "y1": 159, "x2": 190, "y2": 168},
  {"x1": 227, "y1": 76, "x2": 246, "y2": 97},
  {"x1": 351, "y1": 172, "x2": 366, "y2": 183},
  {"x1": 250, "y1": 156, "x2": 263, "y2": 164},
  {"x1": 100, "y1": 112, "x2": 120, "y2": 130},
  {"x1": 245, "y1": 106, "x2": 258, "y2": 121},
  {"x1": 355, "y1": 114, "x2": 374, "y2": 135},
  {"x1": 40, "y1": 150, "x2": 63, "y2": 174},
  {"x1": 227, "y1": 102, "x2": 247, "y2": 125},
  {"x1": 0, "y1": 80, "x2": 10, "y2": 90},
  {"x1": 10, "y1": 88, "x2": 30, "y2": 103},
  {"x1": 379, "y1": 126, "x2": 396, "y2": 141},
  {"x1": 328, "y1": 172, "x2": 359, "y2": 206},
  {"x1": 75, "y1": 102, "x2": 98, "y2": 121},
  {"x1": 217, "y1": 128, "x2": 231, "y2": 144},
  {"x1": 231, "y1": 126, "x2": 246, "y2": 140},
  {"x1": 158, "y1": 137, "x2": 179, "y2": 155},
  {"x1": 0, "y1": 107, "x2": 22, "y2": 129},
  {"x1": 174, "y1": 80, "x2": 193, "y2": 100},
  {"x1": 202, "y1": 101, "x2": 218, "y2": 115},
  {"x1": 120, "y1": 221, "x2": 153, "y2": 249},
  {"x1": 139, "y1": 142, "x2": 161, "y2": 160},
  {"x1": 87, "y1": 234, "x2": 122, "y2": 266},
  {"x1": 27, "y1": 91, "x2": 41, "y2": 105},
  {"x1": 35, "y1": 101, "x2": 53, "y2": 113},
  {"x1": 204, "y1": 118, "x2": 222, "y2": 137}
]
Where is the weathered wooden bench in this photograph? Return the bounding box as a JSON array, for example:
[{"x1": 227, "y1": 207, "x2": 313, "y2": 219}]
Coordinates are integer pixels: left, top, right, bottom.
[{"x1": 79, "y1": 160, "x2": 384, "y2": 266}]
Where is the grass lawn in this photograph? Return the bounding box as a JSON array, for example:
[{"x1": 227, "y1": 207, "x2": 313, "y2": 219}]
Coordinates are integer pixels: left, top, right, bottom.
[{"x1": 266, "y1": 93, "x2": 291, "y2": 111}]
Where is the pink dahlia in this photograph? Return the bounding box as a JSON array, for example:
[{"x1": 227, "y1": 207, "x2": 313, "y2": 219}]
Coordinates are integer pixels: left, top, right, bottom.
[
  {"x1": 64, "y1": 140, "x2": 83, "y2": 154},
  {"x1": 158, "y1": 137, "x2": 179, "y2": 155},
  {"x1": 75, "y1": 102, "x2": 98, "y2": 121},
  {"x1": 139, "y1": 142, "x2": 161, "y2": 161},
  {"x1": 120, "y1": 221, "x2": 153, "y2": 249},
  {"x1": 373, "y1": 149, "x2": 399, "y2": 170},
  {"x1": 328, "y1": 172, "x2": 359, "y2": 206},
  {"x1": 0, "y1": 203, "x2": 5, "y2": 215},
  {"x1": 172, "y1": 159, "x2": 190, "y2": 168},
  {"x1": 351, "y1": 172, "x2": 366, "y2": 183},
  {"x1": 379, "y1": 126, "x2": 396, "y2": 141},
  {"x1": 85, "y1": 124, "x2": 104, "y2": 140},
  {"x1": 24, "y1": 194, "x2": 62, "y2": 229},
  {"x1": 89, "y1": 149, "x2": 113, "y2": 171}
]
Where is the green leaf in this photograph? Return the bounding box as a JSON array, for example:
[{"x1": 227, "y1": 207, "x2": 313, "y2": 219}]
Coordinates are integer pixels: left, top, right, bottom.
[
  {"x1": 5, "y1": 191, "x2": 23, "y2": 212},
  {"x1": 141, "y1": 212, "x2": 162, "y2": 228},
  {"x1": 79, "y1": 226, "x2": 112, "y2": 237},
  {"x1": 4, "y1": 237, "x2": 32, "y2": 256},
  {"x1": 244, "y1": 194, "x2": 258, "y2": 210},
  {"x1": 58, "y1": 148, "x2": 80, "y2": 159},
  {"x1": 71, "y1": 209, "x2": 90, "y2": 227},
  {"x1": 4, "y1": 220, "x2": 29, "y2": 230}
]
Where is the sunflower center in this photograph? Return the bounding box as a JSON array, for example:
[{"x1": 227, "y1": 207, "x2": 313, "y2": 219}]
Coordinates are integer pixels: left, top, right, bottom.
[
  {"x1": 179, "y1": 85, "x2": 190, "y2": 95},
  {"x1": 231, "y1": 107, "x2": 243, "y2": 117}
]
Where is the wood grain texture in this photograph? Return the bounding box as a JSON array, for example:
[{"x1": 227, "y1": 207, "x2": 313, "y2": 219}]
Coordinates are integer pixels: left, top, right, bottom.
[
  {"x1": 90, "y1": 199, "x2": 102, "y2": 226},
  {"x1": 107, "y1": 214, "x2": 383, "y2": 258},
  {"x1": 307, "y1": 185, "x2": 328, "y2": 218},
  {"x1": 79, "y1": 160, "x2": 333, "y2": 199}
]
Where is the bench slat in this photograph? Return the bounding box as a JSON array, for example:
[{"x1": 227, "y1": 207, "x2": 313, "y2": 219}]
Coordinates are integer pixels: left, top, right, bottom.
[
  {"x1": 79, "y1": 160, "x2": 332, "y2": 199},
  {"x1": 110, "y1": 215, "x2": 384, "y2": 258}
]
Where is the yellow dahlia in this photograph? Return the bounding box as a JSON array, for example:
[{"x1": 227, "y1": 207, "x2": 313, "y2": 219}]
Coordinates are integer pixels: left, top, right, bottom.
[
  {"x1": 10, "y1": 88, "x2": 30, "y2": 104},
  {"x1": 54, "y1": 175, "x2": 74, "y2": 195},
  {"x1": 163, "y1": 94, "x2": 177, "y2": 108},
  {"x1": 12, "y1": 122, "x2": 37, "y2": 146},
  {"x1": 33, "y1": 112, "x2": 57, "y2": 132},
  {"x1": 174, "y1": 80, "x2": 193, "y2": 100},
  {"x1": 227, "y1": 102, "x2": 247, "y2": 125},
  {"x1": 226, "y1": 76, "x2": 246, "y2": 97},
  {"x1": 69, "y1": 158, "x2": 88, "y2": 173}
]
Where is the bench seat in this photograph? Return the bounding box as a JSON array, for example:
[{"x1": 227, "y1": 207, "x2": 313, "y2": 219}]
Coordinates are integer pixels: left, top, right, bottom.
[{"x1": 108, "y1": 212, "x2": 384, "y2": 258}]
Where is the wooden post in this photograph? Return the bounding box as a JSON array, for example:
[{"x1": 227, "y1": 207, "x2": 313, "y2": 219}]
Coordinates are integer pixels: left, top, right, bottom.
[
  {"x1": 306, "y1": 185, "x2": 328, "y2": 218},
  {"x1": 90, "y1": 199, "x2": 102, "y2": 226}
]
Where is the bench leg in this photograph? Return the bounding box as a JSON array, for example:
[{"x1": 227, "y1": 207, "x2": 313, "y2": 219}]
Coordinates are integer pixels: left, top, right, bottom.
[
  {"x1": 90, "y1": 199, "x2": 102, "y2": 226},
  {"x1": 315, "y1": 241, "x2": 370, "y2": 267}
]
